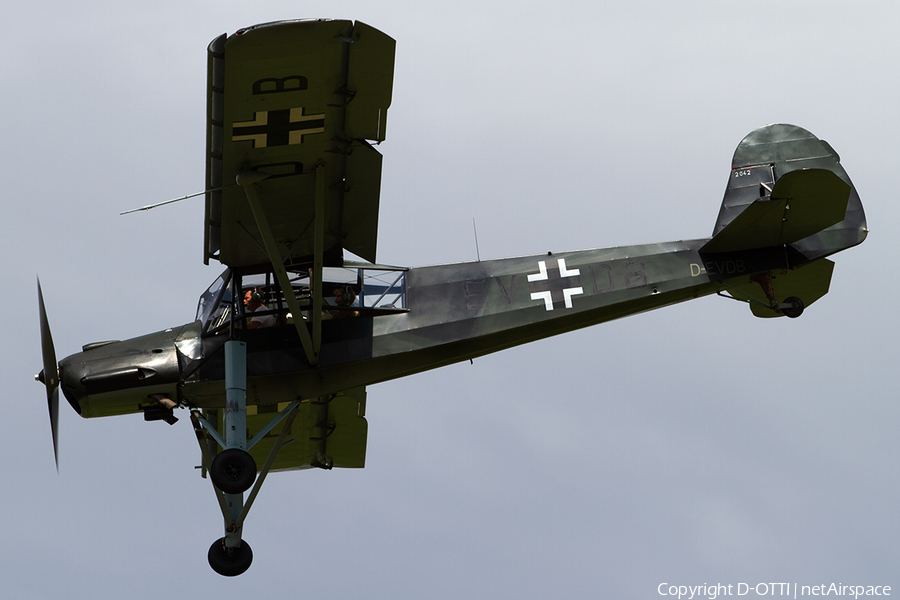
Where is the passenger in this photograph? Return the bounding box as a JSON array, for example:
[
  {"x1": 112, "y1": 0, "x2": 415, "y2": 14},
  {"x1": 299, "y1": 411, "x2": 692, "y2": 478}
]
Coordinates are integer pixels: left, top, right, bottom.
[
  {"x1": 327, "y1": 286, "x2": 359, "y2": 318},
  {"x1": 243, "y1": 289, "x2": 275, "y2": 329},
  {"x1": 334, "y1": 286, "x2": 357, "y2": 307}
]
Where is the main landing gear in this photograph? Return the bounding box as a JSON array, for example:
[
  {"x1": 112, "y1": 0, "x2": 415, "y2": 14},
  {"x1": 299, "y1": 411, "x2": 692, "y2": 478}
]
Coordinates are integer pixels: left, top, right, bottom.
[
  {"x1": 210, "y1": 448, "x2": 257, "y2": 495},
  {"x1": 190, "y1": 340, "x2": 300, "y2": 576},
  {"x1": 207, "y1": 537, "x2": 253, "y2": 577}
]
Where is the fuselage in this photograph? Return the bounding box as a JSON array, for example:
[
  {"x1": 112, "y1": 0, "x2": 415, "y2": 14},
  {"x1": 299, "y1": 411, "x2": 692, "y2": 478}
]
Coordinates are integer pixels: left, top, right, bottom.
[{"x1": 59, "y1": 236, "x2": 794, "y2": 419}]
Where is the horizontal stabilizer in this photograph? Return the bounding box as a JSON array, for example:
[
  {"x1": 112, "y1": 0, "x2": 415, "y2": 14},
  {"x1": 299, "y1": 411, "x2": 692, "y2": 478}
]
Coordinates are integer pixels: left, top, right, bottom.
[
  {"x1": 722, "y1": 258, "x2": 834, "y2": 318},
  {"x1": 701, "y1": 169, "x2": 851, "y2": 254}
]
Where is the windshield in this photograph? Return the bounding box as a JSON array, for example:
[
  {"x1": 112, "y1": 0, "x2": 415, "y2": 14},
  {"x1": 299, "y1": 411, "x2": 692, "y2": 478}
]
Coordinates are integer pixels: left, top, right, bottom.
[
  {"x1": 194, "y1": 264, "x2": 407, "y2": 334},
  {"x1": 196, "y1": 269, "x2": 233, "y2": 332}
]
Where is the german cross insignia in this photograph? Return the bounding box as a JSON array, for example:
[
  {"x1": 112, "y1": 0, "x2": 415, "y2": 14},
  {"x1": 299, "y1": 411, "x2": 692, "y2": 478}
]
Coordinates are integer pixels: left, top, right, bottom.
[
  {"x1": 527, "y1": 258, "x2": 583, "y2": 311},
  {"x1": 231, "y1": 107, "x2": 325, "y2": 148}
]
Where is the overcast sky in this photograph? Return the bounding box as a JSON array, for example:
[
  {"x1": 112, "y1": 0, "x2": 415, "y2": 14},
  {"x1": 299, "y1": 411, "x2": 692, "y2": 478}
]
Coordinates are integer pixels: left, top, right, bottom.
[{"x1": 2, "y1": 1, "x2": 897, "y2": 598}]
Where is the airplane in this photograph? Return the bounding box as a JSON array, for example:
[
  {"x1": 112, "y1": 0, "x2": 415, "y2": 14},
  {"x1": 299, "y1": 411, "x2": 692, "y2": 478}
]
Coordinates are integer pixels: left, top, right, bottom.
[{"x1": 35, "y1": 19, "x2": 867, "y2": 576}]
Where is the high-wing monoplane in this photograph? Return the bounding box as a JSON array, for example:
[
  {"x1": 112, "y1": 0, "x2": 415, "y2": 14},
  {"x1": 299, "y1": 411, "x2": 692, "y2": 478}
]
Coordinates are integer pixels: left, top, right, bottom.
[{"x1": 35, "y1": 19, "x2": 867, "y2": 576}]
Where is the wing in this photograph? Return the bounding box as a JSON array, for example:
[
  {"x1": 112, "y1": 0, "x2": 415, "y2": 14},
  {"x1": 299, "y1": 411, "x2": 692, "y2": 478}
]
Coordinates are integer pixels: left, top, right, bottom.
[
  {"x1": 209, "y1": 386, "x2": 368, "y2": 472},
  {"x1": 204, "y1": 20, "x2": 395, "y2": 268}
]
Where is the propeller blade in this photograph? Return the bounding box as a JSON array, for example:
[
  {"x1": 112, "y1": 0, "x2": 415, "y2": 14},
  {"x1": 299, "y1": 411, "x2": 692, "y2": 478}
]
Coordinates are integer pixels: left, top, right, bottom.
[
  {"x1": 37, "y1": 278, "x2": 60, "y2": 470},
  {"x1": 49, "y1": 387, "x2": 59, "y2": 469}
]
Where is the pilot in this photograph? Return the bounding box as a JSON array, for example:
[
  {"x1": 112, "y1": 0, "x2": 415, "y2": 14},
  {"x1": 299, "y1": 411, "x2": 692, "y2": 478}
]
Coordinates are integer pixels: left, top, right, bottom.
[{"x1": 243, "y1": 289, "x2": 275, "y2": 329}]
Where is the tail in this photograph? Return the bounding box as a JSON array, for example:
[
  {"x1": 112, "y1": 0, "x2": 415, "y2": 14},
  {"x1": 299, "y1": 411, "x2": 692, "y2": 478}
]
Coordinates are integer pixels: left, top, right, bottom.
[{"x1": 701, "y1": 124, "x2": 867, "y2": 317}]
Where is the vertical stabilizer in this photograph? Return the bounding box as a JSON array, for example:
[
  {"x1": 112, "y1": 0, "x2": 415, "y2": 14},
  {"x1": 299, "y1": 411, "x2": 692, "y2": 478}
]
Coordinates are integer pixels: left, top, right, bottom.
[{"x1": 708, "y1": 124, "x2": 866, "y2": 260}]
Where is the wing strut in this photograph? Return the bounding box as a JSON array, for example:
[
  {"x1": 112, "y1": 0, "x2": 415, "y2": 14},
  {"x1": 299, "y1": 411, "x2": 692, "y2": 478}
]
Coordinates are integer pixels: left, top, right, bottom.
[
  {"x1": 237, "y1": 171, "x2": 320, "y2": 365},
  {"x1": 312, "y1": 165, "x2": 326, "y2": 356}
]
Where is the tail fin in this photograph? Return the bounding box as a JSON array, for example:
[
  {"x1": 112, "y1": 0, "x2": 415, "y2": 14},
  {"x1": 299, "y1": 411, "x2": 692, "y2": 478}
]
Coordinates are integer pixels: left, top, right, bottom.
[
  {"x1": 704, "y1": 124, "x2": 867, "y2": 317},
  {"x1": 704, "y1": 124, "x2": 867, "y2": 258}
]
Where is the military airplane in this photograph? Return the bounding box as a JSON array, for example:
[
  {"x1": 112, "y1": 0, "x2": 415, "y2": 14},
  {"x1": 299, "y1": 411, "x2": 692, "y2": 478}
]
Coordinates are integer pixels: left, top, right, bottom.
[{"x1": 35, "y1": 19, "x2": 867, "y2": 576}]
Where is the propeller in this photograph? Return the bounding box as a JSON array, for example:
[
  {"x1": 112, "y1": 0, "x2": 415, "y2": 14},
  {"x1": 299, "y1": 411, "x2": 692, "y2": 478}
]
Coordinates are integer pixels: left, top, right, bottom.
[{"x1": 36, "y1": 278, "x2": 60, "y2": 470}]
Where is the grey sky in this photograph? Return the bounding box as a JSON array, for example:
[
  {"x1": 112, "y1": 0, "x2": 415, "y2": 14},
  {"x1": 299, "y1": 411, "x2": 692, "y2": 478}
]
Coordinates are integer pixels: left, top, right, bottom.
[{"x1": 2, "y1": 1, "x2": 897, "y2": 598}]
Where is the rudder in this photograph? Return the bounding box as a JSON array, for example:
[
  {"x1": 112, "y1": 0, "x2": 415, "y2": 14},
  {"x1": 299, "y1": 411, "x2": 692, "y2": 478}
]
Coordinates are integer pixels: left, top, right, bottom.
[
  {"x1": 704, "y1": 124, "x2": 867, "y2": 318},
  {"x1": 705, "y1": 124, "x2": 866, "y2": 260}
]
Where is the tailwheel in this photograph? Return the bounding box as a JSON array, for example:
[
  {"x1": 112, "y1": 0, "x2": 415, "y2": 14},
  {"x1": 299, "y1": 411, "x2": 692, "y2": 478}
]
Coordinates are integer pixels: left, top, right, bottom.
[
  {"x1": 210, "y1": 448, "x2": 257, "y2": 494},
  {"x1": 208, "y1": 537, "x2": 253, "y2": 576},
  {"x1": 781, "y1": 296, "x2": 804, "y2": 319}
]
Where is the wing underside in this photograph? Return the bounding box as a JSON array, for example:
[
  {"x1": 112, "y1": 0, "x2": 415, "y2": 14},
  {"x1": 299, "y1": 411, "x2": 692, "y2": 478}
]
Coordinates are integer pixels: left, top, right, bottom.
[
  {"x1": 208, "y1": 386, "x2": 368, "y2": 472},
  {"x1": 205, "y1": 20, "x2": 395, "y2": 268}
]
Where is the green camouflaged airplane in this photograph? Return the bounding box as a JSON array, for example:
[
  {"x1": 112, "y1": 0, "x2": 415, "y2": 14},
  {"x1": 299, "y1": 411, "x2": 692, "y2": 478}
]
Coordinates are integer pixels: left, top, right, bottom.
[{"x1": 36, "y1": 19, "x2": 867, "y2": 576}]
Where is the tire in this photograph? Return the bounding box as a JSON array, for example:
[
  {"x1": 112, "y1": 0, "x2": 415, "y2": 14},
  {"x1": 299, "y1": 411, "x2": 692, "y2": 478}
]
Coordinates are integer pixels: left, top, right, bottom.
[
  {"x1": 208, "y1": 537, "x2": 253, "y2": 576},
  {"x1": 782, "y1": 296, "x2": 804, "y2": 319},
  {"x1": 210, "y1": 448, "x2": 257, "y2": 494}
]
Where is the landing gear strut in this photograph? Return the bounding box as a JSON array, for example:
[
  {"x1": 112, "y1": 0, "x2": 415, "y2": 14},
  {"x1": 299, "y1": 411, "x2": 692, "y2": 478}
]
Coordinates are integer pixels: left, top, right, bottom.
[{"x1": 190, "y1": 340, "x2": 301, "y2": 576}]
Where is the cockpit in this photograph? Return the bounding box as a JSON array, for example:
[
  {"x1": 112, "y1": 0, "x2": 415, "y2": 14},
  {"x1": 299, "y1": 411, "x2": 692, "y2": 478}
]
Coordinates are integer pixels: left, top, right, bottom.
[{"x1": 195, "y1": 263, "x2": 408, "y2": 336}]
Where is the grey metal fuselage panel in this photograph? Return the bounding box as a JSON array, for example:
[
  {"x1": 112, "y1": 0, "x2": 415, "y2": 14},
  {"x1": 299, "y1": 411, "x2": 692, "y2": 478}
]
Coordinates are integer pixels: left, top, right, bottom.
[{"x1": 179, "y1": 238, "x2": 797, "y2": 404}]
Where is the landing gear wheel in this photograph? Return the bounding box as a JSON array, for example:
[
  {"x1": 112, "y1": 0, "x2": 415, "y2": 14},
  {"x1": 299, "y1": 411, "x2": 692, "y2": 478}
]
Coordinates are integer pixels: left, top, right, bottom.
[
  {"x1": 210, "y1": 448, "x2": 257, "y2": 494},
  {"x1": 208, "y1": 537, "x2": 253, "y2": 576},
  {"x1": 782, "y1": 296, "x2": 804, "y2": 319}
]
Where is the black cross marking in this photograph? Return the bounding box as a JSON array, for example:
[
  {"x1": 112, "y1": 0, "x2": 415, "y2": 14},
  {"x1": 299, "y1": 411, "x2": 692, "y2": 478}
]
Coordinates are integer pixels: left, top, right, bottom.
[
  {"x1": 527, "y1": 259, "x2": 583, "y2": 311},
  {"x1": 231, "y1": 107, "x2": 325, "y2": 148}
]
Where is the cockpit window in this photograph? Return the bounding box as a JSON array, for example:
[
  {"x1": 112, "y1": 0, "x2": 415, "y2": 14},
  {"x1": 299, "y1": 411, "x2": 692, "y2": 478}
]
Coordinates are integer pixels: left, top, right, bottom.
[
  {"x1": 195, "y1": 264, "x2": 407, "y2": 336},
  {"x1": 196, "y1": 269, "x2": 233, "y2": 333},
  {"x1": 357, "y1": 268, "x2": 406, "y2": 309}
]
